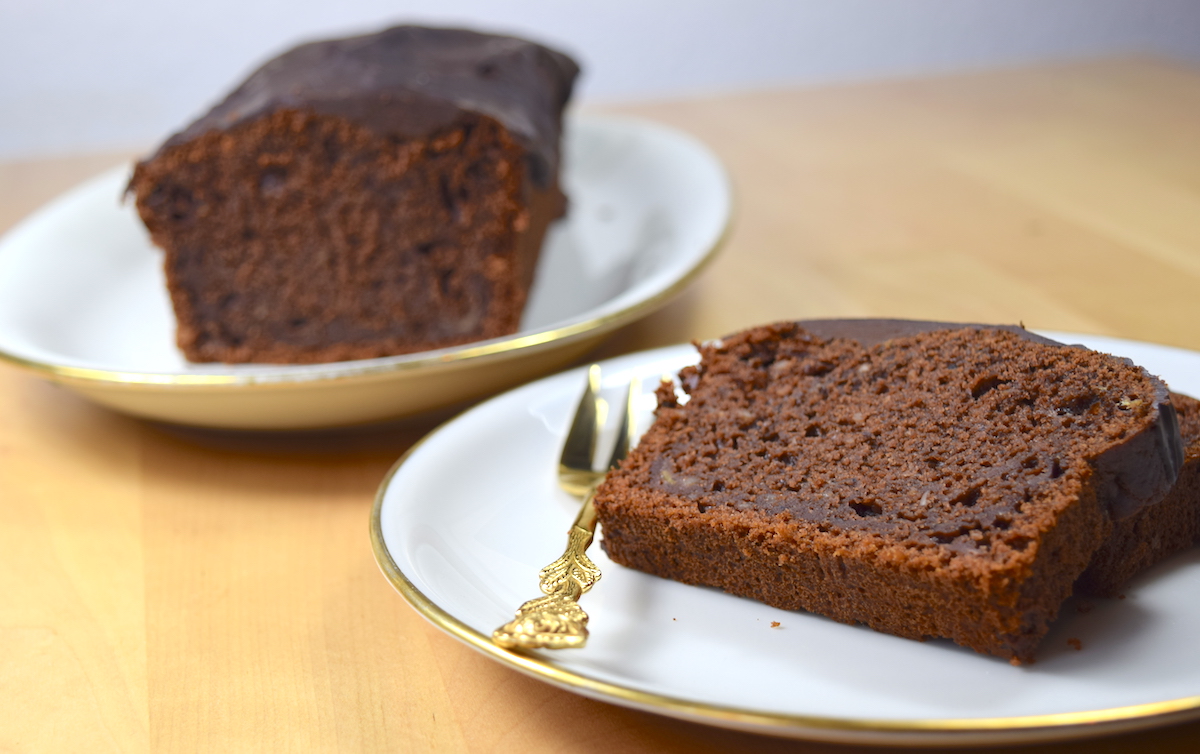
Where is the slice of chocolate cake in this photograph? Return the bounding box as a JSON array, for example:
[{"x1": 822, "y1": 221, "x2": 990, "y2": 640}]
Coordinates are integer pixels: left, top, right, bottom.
[
  {"x1": 593, "y1": 320, "x2": 1187, "y2": 664},
  {"x1": 1076, "y1": 391, "x2": 1200, "y2": 595},
  {"x1": 129, "y1": 25, "x2": 578, "y2": 363}
]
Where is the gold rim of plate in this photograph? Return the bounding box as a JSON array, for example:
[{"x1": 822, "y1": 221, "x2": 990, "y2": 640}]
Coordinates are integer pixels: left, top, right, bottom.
[{"x1": 369, "y1": 425, "x2": 1200, "y2": 748}]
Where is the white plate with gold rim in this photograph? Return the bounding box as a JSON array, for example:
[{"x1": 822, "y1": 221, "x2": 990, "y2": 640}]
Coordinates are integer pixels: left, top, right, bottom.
[
  {"x1": 0, "y1": 115, "x2": 730, "y2": 429},
  {"x1": 371, "y1": 333, "x2": 1200, "y2": 747}
]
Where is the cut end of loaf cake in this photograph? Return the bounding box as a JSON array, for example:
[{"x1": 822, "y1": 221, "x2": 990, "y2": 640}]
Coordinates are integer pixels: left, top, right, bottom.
[
  {"x1": 131, "y1": 110, "x2": 560, "y2": 363},
  {"x1": 594, "y1": 320, "x2": 1186, "y2": 663}
]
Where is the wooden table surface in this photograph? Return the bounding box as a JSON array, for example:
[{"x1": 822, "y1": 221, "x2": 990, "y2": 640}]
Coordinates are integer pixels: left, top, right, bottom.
[{"x1": 3, "y1": 59, "x2": 1200, "y2": 752}]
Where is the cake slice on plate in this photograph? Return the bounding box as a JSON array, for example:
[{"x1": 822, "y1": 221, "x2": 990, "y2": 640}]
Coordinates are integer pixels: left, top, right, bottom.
[
  {"x1": 1077, "y1": 390, "x2": 1200, "y2": 596},
  {"x1": 594, "y1": 319, "x2": 1188, "y2": 663}
]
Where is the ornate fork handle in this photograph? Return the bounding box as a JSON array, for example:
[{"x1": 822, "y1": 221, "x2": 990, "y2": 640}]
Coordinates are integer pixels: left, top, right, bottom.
[
  {"x1": 539, "y1": 519, "x2": 602, "y2": 596},
  {"x1": 493, "y1": 372, "x2": 638, "y2": 651},
  {"x1": 492, "y1": 497, "x2": 601, "y2": 650}
]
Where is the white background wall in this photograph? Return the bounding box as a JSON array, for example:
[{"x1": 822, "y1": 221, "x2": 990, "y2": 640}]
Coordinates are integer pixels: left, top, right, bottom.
[{"x1": 3, "y1": 0, "x2": 1199, "y2": 159}]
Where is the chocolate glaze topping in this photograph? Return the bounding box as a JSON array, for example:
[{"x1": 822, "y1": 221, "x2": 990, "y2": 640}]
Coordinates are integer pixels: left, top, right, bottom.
[{"x1": 157, "y1": 25, "x2": 579, "y2": 188}]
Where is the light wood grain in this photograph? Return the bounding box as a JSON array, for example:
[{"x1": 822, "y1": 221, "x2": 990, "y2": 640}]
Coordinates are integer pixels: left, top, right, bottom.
[
  {"x1": 592, "y1": 58, "x2": 1200, "y2": 356},
  {"x1": 3, "y1": 59, "x2": 1200, "y2": 752}
]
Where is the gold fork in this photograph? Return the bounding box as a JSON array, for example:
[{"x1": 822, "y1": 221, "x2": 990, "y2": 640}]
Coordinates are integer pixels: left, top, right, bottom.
[{"x1": 492, "y1": 365, "x2": 639, "y2": 650}]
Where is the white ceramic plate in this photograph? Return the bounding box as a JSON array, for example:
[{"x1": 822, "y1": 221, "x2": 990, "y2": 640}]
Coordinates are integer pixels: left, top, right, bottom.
[
  {"x1": 0, "y1": 115, "x2": 730, "y2": 429},
  {"x1": 371, "y1": 332, "x2": 1200, "y2": 747}
]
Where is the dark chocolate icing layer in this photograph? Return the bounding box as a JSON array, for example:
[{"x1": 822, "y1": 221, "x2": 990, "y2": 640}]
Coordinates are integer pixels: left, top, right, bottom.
[
  {"x1": 158, "y1": 25, "x2": 579, "y2": 187},
  {"x1": 793, "y1": 318, "x2": 1061, "y2": 348}
]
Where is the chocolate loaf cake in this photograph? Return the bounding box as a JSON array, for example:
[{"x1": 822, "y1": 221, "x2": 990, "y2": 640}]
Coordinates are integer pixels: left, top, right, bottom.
[
  {"x1": 593, "y1": 320, "x2": 1187, "y2": 663},
  {"x1": 129, "y1": 25, "x2": 578, "y2": 363}
]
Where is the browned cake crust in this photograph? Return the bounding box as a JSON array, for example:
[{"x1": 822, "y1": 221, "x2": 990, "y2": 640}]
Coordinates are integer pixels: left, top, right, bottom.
[
  {"x1": 128, "y1": 26, "x2": 578, "y2": 363},
  {"x1": 1076, "y1": 392, "x2": 1200, "y2": 595},
  {"x1": 593, "y1": 320, "x2": 1186, "y2": 664}
]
